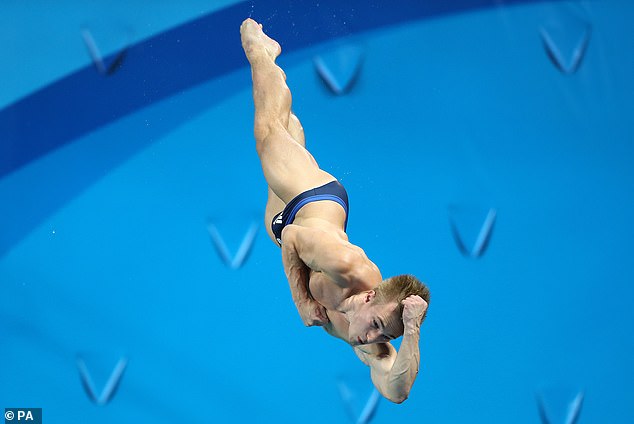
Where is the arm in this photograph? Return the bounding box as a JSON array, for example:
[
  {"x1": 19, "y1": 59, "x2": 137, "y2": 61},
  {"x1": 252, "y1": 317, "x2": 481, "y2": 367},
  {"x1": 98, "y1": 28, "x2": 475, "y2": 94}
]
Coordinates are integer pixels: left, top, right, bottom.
[
  {"x1": 354, "y1": 296, "x2": 428, "y2": 403},
  {"x1": 281, "y1": 224, "x2": 375, "y2": 289},
  {"x1": 280, "y1": 228, "x2": 328, "y2": 326}
]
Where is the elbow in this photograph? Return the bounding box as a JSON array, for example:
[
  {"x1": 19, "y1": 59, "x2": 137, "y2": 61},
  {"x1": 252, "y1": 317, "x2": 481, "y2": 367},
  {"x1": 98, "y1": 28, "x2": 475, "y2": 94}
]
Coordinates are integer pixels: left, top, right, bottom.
[
  {"x1": 388, "y1": 393, "x2": 409, "y2": 404},
  {"x1": 381, "y1": 386, "x2": 410, "y2": 404}
]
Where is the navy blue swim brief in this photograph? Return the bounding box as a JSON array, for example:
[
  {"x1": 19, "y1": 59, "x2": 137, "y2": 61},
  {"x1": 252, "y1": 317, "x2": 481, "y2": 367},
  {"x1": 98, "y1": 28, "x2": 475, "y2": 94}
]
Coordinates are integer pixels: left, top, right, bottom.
[{"x1": 271, "y1": 180, "x2": 349, "y2": 246}]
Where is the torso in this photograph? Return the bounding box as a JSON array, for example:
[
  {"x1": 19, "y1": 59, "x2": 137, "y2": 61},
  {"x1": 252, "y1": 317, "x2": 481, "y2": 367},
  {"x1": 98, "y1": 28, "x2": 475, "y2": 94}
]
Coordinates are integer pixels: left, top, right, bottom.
[{"x1": 291, "y1": 200, "x2": 382, "y2": 344}]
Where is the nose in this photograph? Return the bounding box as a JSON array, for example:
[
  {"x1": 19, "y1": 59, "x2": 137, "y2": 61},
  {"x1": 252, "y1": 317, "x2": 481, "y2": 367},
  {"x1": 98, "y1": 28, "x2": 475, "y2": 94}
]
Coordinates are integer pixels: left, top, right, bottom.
[{"x1": 366, "y1": 329, "x2": 381, "y2": 343}]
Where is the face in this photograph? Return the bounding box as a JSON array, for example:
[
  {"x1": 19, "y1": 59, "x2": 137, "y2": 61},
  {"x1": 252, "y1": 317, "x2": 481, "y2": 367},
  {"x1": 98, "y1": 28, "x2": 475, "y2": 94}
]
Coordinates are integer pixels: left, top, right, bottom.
[{"x1": 348, "y1": 294, "x2": 403, "y2": 346}]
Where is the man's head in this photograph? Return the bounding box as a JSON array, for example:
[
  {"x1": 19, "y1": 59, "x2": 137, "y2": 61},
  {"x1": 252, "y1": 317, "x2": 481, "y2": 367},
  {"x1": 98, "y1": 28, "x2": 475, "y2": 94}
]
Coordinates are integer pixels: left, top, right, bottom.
[{"x1": 348, "y1": 275, "x2": 430, "y2": 346}]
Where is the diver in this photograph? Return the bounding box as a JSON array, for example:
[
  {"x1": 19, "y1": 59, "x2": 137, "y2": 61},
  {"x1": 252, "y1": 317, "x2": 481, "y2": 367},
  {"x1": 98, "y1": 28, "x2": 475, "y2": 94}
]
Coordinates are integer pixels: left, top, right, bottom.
[{"x1": 240, "y1": 18, "x2": 430, "y2": 403}]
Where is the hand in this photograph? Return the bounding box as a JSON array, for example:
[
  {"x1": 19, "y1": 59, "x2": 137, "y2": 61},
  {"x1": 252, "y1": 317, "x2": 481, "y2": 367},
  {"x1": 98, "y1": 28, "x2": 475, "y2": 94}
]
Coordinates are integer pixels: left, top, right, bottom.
[
  {"x1": 298, "y1": 299, "x2": 330, "y2": 327},
  {"x1": 401, "y1": 295, "x2": 428, "y2": 330}
]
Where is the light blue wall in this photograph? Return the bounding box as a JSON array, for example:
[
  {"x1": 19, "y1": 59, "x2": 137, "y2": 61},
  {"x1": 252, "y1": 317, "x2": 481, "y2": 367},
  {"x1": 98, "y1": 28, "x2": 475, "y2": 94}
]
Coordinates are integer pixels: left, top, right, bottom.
[{"x1": 1, "y1": 1, "x2": 633, "y2": 423}]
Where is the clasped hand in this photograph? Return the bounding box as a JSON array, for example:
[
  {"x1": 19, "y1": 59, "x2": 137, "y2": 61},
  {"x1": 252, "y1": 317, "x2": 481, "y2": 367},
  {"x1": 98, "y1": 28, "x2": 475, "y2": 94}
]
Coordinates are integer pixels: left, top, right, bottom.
[
  {"x1": 401, "y1": 295, "x2": 428, "y2": 329},
  {"x1": 298, "y1": 298, "x2": 329, "y2": 327}
]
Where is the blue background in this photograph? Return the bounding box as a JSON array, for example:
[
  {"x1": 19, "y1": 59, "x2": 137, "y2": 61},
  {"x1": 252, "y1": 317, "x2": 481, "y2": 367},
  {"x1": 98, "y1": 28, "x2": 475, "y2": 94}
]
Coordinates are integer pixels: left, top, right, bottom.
[{"x1": 1, "y1": 1, "x2": 633, "y2": 423}]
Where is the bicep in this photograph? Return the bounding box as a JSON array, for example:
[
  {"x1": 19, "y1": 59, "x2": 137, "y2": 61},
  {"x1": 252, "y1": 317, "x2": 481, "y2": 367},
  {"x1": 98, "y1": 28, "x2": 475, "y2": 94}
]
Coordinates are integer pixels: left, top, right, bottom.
[
  {"x1": 290, "y1": 225, "x2": 356, "y2": 286},
  {"x1": 355, "y1": 344, "x2": 397, "y2": 392},
  {"x1": 356, "y1": 343, "x2": 417, "y2": 404}
]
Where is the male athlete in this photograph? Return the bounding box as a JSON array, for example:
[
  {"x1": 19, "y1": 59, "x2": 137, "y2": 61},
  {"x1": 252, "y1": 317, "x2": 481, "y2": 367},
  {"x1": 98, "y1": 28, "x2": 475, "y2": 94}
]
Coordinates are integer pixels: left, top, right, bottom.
[{"x1": 240, "y1": 18, "x2": 430, "y2": 403}]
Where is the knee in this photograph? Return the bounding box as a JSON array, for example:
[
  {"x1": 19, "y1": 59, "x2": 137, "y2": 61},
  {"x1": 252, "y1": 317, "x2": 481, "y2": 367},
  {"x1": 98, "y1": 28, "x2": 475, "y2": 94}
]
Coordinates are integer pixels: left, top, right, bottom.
[
  {"x1": 254, "y1": 120, "x2": 286, "y2": 155},
  {"x1": 254, "y1": 119, "x2": 272, "y2": 144},
  {"x1": 288, "y1": 114, "x2": 304, "y2": 142},
  {"x1": 254, "y1": 123, "x2": 271, "y2": 156}
]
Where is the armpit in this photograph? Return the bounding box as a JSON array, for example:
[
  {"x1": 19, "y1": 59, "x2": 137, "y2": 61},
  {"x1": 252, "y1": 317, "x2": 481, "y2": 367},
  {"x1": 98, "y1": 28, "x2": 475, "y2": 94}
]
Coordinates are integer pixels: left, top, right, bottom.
[{"x1": 357, "y1": 342, "x2": 393, "y2": 360}]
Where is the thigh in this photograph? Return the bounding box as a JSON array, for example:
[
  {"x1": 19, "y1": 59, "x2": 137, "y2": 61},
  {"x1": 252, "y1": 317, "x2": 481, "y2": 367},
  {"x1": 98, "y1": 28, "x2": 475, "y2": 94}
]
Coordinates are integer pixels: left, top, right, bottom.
[
  {"x1": 261, "y1": 114, "x2": 312, "y2": 245},
  {"x1": 264, "y1": 188, "x2": 284, "y2": 244},
  {"x1": 258, "y1": 124, "x2": 336, "y2": 203}
]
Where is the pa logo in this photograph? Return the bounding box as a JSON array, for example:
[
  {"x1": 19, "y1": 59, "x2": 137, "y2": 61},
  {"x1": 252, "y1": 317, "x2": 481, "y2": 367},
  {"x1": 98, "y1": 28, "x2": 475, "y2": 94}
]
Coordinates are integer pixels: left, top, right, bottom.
[{"x1": 4, "y1": 408, "x2": 42, "y2": 423}]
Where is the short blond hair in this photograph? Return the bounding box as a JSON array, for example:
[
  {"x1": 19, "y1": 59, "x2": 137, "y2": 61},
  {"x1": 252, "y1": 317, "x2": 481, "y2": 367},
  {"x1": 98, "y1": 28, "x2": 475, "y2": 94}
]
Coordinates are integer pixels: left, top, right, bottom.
[{"x1": 373, "y1": 274, "x2": 430, "y2": 322}]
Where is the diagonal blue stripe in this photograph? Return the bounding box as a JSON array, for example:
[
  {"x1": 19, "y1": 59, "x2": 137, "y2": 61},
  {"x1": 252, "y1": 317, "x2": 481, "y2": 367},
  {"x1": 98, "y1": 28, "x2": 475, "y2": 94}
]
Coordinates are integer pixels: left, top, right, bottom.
[
  {"x1": 0, "y1": 0, "x2": 558, "y2": 179},
  {"x1": 287, "y1": 194, "x2": 349, "y2": 229}
]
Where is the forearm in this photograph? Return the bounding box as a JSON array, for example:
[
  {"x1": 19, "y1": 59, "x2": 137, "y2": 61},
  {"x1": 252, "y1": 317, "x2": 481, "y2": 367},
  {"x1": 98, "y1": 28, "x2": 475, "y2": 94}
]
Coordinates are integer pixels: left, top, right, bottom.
[
  {"x1": 381, "y1": 324, "x2": 421, "y2": 403},
  {"x1": 281, "y1": 242, "x2": 312, "y2": 305}
]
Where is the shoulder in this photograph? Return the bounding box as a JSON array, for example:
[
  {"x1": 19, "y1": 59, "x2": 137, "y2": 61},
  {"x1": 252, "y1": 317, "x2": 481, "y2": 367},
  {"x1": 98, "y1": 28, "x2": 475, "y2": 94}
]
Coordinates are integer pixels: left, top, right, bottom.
[
  {"x1": 332, "y1": 243, "x2": 382, "y2": 292},
  {"x1": 345, "y1": 244, "x2": 383, "y2": 290},
  {"x1": 285, "y1": 224, "x2": 381, "y2": 289}
]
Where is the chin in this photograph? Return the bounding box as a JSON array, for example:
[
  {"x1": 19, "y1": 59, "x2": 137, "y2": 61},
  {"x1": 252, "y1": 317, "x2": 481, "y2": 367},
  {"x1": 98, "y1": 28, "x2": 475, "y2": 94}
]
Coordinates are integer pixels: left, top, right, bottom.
[{"x1": 352, "y1": 337, "x2": 370, "y2": 346}]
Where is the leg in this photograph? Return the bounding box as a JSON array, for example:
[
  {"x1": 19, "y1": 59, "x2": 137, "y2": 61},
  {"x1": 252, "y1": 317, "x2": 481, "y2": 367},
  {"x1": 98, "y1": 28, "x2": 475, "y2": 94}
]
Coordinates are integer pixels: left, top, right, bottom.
[
  {"x1": 240, "y1": 19, "x2": 335, "y2": 205},
  {"x1": 263, "y1": 113, "x2": 313, "y2": 243}
]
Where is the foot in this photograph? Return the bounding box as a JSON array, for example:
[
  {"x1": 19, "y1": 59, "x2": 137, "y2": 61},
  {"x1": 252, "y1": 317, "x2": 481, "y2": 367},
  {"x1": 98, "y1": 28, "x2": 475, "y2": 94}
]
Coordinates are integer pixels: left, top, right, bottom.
[{"x1": 240, "y1": 18, "x2": 282, "y2": 63}]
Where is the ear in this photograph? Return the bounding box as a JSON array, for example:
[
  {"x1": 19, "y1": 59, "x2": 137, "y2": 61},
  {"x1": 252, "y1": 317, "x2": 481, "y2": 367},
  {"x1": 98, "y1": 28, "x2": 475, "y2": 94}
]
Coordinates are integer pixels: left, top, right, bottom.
[{"x1": 364, "y1": 290, "x2": 376, "y2": 303}]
